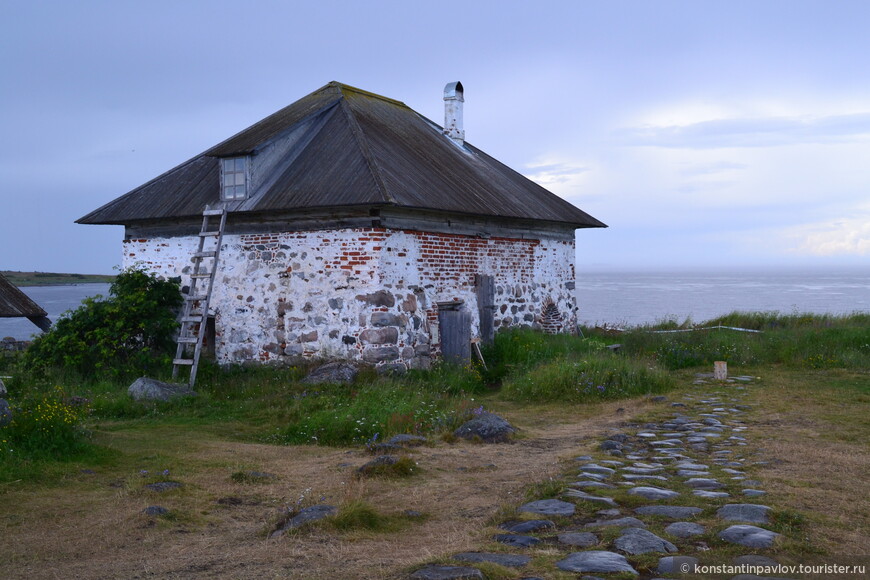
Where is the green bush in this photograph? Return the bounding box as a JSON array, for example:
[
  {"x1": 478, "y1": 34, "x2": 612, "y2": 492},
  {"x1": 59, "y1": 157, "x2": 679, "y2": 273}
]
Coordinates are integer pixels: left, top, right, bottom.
[
  {"x1": 0, "y1": 386, "x2": 91, "y2": 461},
  {"x1": 22, "y1": 268, "x2": 182, "y2": 379}
]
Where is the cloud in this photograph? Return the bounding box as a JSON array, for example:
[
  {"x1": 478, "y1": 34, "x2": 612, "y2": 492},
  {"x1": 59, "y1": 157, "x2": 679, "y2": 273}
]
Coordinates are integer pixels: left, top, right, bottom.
[
  {"x1": 616, "y1": 112, "x2": 870, "y2": 149},
  {"x1": 787, "y1": 216, "x2": 870, "y2": 256},
  {"x1": 523, "y1": 160, "x2": 590, "y2": 187}
]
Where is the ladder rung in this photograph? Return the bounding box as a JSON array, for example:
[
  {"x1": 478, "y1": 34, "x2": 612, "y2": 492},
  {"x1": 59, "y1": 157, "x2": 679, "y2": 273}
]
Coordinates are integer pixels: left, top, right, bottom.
[
  {"x1": 177, "y1": 337, "x2": 198, "y2": 344},
  {"x1": 202, "y1": 209, "x2": 225, "y2": 216},
  {"x1": 193, "y1": 251, "x2": 216, "y2": 258},
  {"x1": 185, "y1": 295, "x2": 207, "y2": 301},
  {"x1": 173, "y1": 358, "x2": 194, "y2": 366},
  {"x1": 199, "y1": 231, "x2": 220, "y2": 237},
  {"x1": 191, "y1": 272, "x2": 212, "y2": 278},
  {"x1": 181, "y1": 316, "x2": 204, "y2": 323}
]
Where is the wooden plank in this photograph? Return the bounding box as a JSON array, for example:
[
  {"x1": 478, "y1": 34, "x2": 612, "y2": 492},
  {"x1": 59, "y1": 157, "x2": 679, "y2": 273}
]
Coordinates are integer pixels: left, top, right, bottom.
[{"x1": 475, "y1": 274, "x2": 495, "y2": 345}]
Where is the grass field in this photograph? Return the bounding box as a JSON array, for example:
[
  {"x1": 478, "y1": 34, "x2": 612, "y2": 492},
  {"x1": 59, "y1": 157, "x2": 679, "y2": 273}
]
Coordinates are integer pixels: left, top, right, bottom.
[
  {"x1": 1, "y1": 271, "x2": 116, "y2": 286},
  {"x1": 0, "y1": 314, "x2": 867, "y2": 578}
]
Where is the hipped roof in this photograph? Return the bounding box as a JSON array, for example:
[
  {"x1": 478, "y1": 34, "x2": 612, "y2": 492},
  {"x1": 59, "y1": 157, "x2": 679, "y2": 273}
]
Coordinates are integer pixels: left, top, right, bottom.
[
  {"x1": 0, "y1": 274, "x2": 48, "y2": 318},
  {"x1": 78, "y1": 82, "x2": 606, "y2": 229}
]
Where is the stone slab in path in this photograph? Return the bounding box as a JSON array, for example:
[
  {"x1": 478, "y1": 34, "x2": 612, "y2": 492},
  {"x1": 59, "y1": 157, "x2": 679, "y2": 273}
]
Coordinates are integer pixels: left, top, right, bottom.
[
  {"x1": 664, "y1": 521, "x2": 706, "y2": 537},
  {"x1": 410, "y1": 565, "x2": 484, "y2": 579},
  {"x1": 556, "y1": 551, "x2": 638, "y2": 575},
  {"x1": 584, "y1": 516, "x2": 646, "y2": 529},
  {"x1": 717, "y1": 503, "x2": 772, "y2": 523},
  {"x1": 613, "y1": 527, "x2": 678, "y2": 555},
  {"x1": 657, "y1": 555, "x2": 700, "y2": 575},
  {"x1": 719, "y1": 524, "x2": 781, "y2": 548},
  {"x1": 517, "y1": 499, "x2": 575, "y2": 517},
  {"x1": 627, "y1": 486, "x2": 680, "y2": 500},
  {"x1": 492, "y1": 534, "x2": 540, "y2": 547},
  {"x1": 557, "y1": 531, "x2": 598, "y2": 547},
  {"x1": 634, "y1": 505, "x2": 703, "y2": 519},
  {"x1": 500, "y1": 519, "x2": 555, "y2": 533},
  {"x1": 452, "y1": 552, "x2": 530, "y2": 568}
]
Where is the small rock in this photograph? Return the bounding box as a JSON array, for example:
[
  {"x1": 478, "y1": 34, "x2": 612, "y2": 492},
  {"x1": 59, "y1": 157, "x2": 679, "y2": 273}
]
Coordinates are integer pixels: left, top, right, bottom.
[
  {"x1": 557, "y1": 532, "x2": 599, "y2": 547},
  {"x1": 271, "y1": 505, "x2": 337, "y2": 537},
  {"x1": 742, "y1": 489, "x2": 767, "y2": 497},
  {"x1": 664, "y1": 521, "x2": 705, "y2": 537},
  {"x1": 453, "y1": 552, "x2": 530, "y2": 567},
  {"x1": 518, "y1": 499, "x2": 575, "y2": 517},
  {"x1": 410, "y1": 565, "x2": 483, "y2": 580},
  {"x1": 128, "y1": 377, "x2": 196, "y2": 402},
  {"x1": 385, "y1": 434, "x2": 427, "y2": 447},
  {"x1": 357, "y1": 454, "x2": 399, "y2": 474},
  {"x1": 556, "y1": 551, "x2": 638, "y2": 575},
  {"x1": 717, "y1": 504, "x2": 772, "y2": 524},
  {"x1": 0, "y1": 398, "x2": 11, "y2": 427},
  {"x1": 453, "y1": 412, "x2": 515, "y2": 443},
  {"x1": 301, "y1": 361, "x2": 359, "y2": 384},
  {"x1": 144, "y1": 481, "x2": 183, "y2": 492},
  {"x1": 613, "y1": 527, "x2": 678, "y2": 555},
  {"x1": 718, "y1": 524, "x2": 780, "y2": 548},
  {"x1": 142, "y1": 506, "x2": 169, "y2": 516}
]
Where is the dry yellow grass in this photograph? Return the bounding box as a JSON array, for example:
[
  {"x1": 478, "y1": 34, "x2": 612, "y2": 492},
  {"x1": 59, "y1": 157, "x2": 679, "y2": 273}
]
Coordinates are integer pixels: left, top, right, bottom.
[
  {"x1": 0, "y1": 398, "x2": 648, "y2": 580},
  {"x1": 1, "y1": 370, "x2": 867, "y2": 578}
]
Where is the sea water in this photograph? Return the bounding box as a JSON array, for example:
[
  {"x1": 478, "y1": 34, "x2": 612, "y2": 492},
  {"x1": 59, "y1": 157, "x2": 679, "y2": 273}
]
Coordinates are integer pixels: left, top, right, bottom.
[
  {"x1": 1, "y1": 268, "x2": 868, "y2": 340},
  {"x1": 576, "y1": 267, "x2": 870, "y2": 327}
]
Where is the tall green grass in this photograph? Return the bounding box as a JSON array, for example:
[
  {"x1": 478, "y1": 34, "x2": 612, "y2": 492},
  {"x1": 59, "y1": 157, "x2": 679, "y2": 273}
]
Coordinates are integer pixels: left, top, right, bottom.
[
  {"x1": 488, "y1": 328, "x2": 674, "y2": 403},
  {"x1": 614, "y1": 311, "x2": 870, "y2": 370}
]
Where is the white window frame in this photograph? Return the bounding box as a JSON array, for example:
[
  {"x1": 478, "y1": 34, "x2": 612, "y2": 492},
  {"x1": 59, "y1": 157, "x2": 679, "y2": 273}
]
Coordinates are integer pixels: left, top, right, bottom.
[{"x1": 220, "y1": 156, "x2": 249, "y2": 201}]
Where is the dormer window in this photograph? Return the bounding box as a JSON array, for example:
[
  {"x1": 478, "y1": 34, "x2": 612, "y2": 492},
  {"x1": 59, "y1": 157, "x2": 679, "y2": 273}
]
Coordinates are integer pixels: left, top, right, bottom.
[{"x1": 221, "y1": 157, "x2": 248, "y2": 200}]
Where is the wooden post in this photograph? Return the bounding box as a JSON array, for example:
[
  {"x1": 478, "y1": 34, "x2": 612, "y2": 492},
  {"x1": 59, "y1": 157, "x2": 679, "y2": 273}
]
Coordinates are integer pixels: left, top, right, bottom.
[{"x1": 714, "y1": 361, "x2": 728, "y2": 381}]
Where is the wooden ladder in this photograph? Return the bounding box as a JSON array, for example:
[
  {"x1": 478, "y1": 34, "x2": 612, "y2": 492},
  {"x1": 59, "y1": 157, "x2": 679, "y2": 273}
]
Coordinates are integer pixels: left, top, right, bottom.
[{"x1": 172, "y1": 206, "x2": 227, "y2": 387}]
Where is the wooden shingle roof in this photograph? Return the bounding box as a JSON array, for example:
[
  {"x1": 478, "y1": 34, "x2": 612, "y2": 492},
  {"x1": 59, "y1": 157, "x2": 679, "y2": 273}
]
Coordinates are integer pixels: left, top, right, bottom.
[
  {"x1": 78, "y1": 82, "x2": 605, "y2": 229},
  {"x1": 0, "y1": 272, "x2": 48, "y2": 320}
]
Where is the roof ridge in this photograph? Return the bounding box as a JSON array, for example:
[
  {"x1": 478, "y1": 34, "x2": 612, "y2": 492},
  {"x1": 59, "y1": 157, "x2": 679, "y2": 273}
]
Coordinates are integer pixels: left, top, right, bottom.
[
  {"x1": 336, "y1": 95, "x2": 396, "y2": 204},
  {"x1": 328, "y1": 81, "x2": 408, "y2": 108}
]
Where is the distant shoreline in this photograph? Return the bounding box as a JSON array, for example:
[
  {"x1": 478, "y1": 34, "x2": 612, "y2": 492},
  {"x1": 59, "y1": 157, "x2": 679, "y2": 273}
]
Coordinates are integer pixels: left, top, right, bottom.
[{"x1": 1, "y1": 271, "x2": 115, "y2": 287}]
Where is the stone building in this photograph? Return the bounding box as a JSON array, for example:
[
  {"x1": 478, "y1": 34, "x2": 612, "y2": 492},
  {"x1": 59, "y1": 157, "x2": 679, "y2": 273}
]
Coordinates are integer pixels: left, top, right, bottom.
[{"x1": 78, "y1": 81, "x2": 605, "y2": 370}]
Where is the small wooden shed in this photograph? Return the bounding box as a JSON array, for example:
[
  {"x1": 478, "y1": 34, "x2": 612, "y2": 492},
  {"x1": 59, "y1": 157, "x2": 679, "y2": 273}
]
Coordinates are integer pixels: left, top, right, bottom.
[{"x1": 0, "y1": 273, "x2": 52, "y2": 332}]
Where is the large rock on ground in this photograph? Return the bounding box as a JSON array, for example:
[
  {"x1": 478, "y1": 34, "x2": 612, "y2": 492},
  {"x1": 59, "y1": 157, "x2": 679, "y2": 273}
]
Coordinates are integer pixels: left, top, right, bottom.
[
  {"x1": 453, "y1": 411, "x2": 515, "y2": 443},
  {"x1": 301, "y1": 361, "x2": 359, "y2": 384},
  {"x1": 128, "y1": 377, "x2": 196, "y2": 402}
]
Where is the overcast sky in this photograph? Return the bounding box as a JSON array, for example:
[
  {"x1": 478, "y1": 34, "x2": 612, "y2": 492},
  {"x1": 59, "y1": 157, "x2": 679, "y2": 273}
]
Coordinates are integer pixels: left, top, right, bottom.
[{"x1": 3, "y1": 0, "x2": 869, "y2": 274}]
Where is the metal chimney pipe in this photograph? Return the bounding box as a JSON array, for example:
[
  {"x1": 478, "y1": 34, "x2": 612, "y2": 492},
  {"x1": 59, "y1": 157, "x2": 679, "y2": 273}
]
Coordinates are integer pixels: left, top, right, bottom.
[{"x1": 443, "y1": 81, "x2": 465, "y2": 146}]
